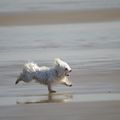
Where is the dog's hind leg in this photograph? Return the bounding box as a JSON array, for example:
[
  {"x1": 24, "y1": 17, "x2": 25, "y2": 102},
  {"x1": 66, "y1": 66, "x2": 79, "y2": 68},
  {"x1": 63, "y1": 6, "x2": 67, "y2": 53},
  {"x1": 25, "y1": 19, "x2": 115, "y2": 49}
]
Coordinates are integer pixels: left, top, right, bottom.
[
  {"x1": 15, "y1": 78, "x2": 21, "y2": 84},
  {"x1": 48, "y1": 82, "x2": 56, "y2": 93}
]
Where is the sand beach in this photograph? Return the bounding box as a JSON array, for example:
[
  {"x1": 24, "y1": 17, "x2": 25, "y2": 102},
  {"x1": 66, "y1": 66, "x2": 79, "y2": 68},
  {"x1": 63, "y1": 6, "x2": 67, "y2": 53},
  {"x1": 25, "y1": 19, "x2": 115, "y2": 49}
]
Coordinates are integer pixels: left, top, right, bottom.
[{"x1": 0, "y1": 8, "x2": 120, "y2": 26}]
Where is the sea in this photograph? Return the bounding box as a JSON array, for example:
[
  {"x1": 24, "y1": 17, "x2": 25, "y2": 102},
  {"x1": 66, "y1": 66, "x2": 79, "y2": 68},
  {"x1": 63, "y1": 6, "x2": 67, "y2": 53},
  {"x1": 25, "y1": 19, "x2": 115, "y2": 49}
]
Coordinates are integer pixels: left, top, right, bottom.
[{"x1": 0, "y1": 0, "x2": 120, "y2": 12}]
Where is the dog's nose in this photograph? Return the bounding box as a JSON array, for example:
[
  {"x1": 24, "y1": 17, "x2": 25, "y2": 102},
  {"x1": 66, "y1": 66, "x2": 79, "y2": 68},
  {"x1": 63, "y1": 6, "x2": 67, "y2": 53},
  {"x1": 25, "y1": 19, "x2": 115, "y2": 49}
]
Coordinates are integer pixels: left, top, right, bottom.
[
  {"x1": 69, "y1": 84, "x2": 72, "y2": 87},
  {"x1": 69, "y1": 69, "x2": 72, "y2": 72}
]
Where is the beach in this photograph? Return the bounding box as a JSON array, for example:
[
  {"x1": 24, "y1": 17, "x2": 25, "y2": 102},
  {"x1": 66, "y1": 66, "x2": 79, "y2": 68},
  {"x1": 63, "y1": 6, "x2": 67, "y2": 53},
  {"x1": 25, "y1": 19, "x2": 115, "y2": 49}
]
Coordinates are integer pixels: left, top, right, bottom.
[
  {"x1": 0, "y1": 0, "x2": 120, "y2": 119},
  {"x1": 1, "y1": 101, "x2": 120, "y2": 120},
  {"x1": 0, "y1": 8, "x2": 120, "y2": 26},
  {"x1": 0, "y1": 69, "x2": 120, "y2": 120}
]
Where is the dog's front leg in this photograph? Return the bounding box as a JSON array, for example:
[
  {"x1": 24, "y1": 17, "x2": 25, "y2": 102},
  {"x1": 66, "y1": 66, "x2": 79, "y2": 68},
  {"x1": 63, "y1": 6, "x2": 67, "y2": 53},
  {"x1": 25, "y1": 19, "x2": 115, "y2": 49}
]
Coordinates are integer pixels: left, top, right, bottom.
[{"x1": 48, "y1": 82, "x2": 56, "y2": 93}]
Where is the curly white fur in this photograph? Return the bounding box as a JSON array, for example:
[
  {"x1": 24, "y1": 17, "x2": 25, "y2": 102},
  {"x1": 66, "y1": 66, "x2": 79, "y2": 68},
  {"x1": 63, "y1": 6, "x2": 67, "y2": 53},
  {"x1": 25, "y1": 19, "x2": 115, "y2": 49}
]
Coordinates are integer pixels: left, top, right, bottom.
[{"x1": 16, "y1": 58, "x2": 72, "y2": 93}]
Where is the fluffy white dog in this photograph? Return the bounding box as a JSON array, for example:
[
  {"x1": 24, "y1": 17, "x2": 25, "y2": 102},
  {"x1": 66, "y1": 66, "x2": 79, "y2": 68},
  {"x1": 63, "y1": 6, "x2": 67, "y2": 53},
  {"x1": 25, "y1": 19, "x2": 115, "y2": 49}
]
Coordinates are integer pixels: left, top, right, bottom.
[{"x1": 15, "y1": 58, "x2": 72, "y2": 93}]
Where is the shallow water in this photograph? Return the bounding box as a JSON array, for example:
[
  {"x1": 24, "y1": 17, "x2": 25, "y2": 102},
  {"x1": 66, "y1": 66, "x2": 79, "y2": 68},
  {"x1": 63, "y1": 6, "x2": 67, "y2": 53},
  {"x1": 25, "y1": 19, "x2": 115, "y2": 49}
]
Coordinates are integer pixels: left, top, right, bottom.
[{"x1": 1, "y1": 89, "x2": 120, "y2": 106}]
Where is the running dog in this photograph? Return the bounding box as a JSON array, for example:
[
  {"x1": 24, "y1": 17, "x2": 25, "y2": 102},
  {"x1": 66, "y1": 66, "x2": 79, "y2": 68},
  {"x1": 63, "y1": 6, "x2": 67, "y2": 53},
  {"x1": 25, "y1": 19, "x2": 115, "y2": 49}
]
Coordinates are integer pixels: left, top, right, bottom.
[{"x1": 15, "y1": 58, "x2": 72, "y2": 93}]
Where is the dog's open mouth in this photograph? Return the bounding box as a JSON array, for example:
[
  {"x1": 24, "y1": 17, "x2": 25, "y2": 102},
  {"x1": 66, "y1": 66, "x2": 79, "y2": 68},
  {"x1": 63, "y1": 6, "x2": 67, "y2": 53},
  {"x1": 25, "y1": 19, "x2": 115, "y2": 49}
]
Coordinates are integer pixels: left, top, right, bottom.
[
  {"x1": 66, "y1": 73, "x2": 70, "y2": 76},
  {"x1": 64, "y1": 83, "x2": 72, "y2": 87}
]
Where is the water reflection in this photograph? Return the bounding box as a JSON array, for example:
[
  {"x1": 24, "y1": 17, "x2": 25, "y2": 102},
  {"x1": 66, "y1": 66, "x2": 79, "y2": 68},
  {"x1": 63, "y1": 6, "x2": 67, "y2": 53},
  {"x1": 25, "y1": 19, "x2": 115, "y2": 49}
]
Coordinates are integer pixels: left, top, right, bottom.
[{"x1": 16, "y1": 93, "x2": 73, "y2": 104}]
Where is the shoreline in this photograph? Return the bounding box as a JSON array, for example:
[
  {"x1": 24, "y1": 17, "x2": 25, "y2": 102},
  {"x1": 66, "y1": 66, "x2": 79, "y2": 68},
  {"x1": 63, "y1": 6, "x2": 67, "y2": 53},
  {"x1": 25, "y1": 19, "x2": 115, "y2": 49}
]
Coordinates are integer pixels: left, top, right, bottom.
[
  {"x1": 1, "y1": 101, "x2": 120, "y2": 120},
  {"x1": 0, "y1": 8, "x2": 120, "y2": 26}
]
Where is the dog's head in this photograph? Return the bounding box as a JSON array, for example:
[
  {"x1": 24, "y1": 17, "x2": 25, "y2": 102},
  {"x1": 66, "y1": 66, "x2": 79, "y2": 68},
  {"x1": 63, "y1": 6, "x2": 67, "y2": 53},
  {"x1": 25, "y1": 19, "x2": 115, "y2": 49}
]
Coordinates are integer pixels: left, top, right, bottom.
[{"x1": 55, "y1": 58, "x2": 72, "y2": 77}]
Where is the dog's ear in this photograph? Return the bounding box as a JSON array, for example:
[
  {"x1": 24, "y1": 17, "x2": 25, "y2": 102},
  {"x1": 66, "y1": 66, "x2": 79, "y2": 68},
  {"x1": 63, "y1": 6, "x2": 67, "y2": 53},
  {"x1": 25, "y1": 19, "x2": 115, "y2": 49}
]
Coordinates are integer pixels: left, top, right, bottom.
[{"x1": 54, "y1": 58, "x2": 61, "y2": 66}]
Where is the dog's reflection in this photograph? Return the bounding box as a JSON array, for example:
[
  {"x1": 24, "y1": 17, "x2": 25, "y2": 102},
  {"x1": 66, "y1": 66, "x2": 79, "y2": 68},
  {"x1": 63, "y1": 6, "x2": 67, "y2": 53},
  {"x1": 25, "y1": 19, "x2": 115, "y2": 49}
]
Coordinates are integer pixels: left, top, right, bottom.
[{"x1": 16, "y1": 93, "x2": 73, "y2": 104}]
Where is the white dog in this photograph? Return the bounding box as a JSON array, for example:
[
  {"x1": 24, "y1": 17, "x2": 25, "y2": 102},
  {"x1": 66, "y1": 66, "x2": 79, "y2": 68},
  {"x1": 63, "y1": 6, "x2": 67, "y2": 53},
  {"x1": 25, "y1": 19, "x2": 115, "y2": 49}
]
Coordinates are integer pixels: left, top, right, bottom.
[{"x1": 15, "y1": 58, "x2": 72, "y2": 93}]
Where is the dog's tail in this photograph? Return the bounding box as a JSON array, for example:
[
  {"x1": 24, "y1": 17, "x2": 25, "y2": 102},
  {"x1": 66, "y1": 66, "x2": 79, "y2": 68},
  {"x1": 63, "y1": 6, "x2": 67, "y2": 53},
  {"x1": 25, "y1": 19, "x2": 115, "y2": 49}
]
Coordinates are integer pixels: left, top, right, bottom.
[
  {"x1": 24, "y1": 62, "x2": 40, "y2": 72},
  {"x1": 15, "y1": 62, "x2": 40, "y2": 85}
]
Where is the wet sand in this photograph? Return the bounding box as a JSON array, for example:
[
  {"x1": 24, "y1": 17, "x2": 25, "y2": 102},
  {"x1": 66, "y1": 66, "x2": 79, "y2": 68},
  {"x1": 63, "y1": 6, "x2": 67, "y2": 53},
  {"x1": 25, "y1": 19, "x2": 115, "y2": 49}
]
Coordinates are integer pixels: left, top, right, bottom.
[
  {"x1": 0, "y1": 8, "x2": 120, "y2": 26},
  {"x1": 0, "y1": 101, "x2": 120, "y2": 120},
  {"x1": 0, "y1": 69, "x2": 120, "y2": 120}
]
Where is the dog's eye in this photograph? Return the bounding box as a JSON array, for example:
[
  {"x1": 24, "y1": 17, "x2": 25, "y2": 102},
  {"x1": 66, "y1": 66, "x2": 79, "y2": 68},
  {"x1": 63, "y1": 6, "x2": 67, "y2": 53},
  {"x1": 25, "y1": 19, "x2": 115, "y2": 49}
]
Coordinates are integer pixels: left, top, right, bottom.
[{"x1": 65, "y1": 68, "x2": 68, "y2": 71}]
